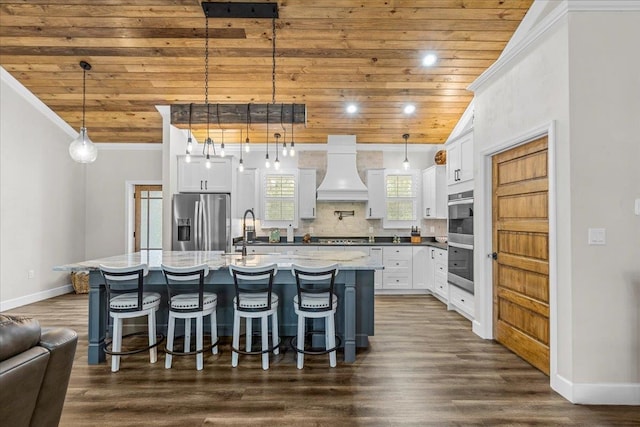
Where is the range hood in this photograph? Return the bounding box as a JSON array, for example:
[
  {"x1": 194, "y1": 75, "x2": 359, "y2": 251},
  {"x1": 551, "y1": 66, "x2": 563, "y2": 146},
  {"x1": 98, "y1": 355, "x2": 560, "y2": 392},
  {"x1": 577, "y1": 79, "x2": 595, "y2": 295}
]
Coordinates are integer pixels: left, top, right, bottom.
[{"x1": 316, "y1": 135, "x2": 368, "y2": 201}]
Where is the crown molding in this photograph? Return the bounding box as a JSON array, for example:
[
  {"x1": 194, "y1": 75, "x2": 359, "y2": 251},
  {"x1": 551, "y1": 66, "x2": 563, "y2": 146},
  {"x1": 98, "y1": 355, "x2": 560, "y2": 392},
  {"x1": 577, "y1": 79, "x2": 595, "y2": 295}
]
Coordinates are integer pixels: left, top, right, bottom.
[
  {"x1": 1, "y1": 66, "x2": 77, "y2": 139},
  {"x1": 97, "y1": 143, "x2": 163, "y2": 151},
  {"x1": 468, "y1": 0, "x2": 640, "y2": 93}
]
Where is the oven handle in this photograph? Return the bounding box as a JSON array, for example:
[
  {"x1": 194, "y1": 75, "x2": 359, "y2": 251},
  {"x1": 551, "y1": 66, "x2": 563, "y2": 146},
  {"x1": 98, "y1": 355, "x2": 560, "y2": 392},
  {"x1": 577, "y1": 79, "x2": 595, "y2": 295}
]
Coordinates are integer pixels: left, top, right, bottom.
[
  {"x1": 448, "y1": 241, "x2": 474, "y2": 250},
  {"x1": 447, "y1": 198, "x2": 474, "y2": 206}
]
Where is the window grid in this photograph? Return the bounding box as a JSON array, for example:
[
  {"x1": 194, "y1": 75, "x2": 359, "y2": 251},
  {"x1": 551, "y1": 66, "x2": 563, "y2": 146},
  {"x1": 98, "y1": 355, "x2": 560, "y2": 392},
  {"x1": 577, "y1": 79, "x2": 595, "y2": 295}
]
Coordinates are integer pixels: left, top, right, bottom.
[
  {"x1": 385, "y1": 174, "x2": 416, "y2": 221},
  {"x1": 264, "y1": 174, "x2": 296, "y2": 221}
]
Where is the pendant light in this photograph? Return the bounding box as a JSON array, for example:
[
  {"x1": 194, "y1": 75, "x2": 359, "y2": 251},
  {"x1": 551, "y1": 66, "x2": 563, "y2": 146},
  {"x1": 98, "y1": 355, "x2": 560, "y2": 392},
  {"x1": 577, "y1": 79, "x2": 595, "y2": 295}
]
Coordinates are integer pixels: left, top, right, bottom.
[
  {"x1": 402, "y1": 133, "x2": 410, "y2": 170},
  {"x1": 68, "y1": 60, "x2": 98, "y2": 163},
  {"x1": 264, "y1": 104, "x2": 270, "y2": 168},
  {"x1": 245, "y1": 104, "x2": 251, "y2": 153},
  {"x1": 202, "y1": 16, "x2": 216, "y2": 168},
  {"x1": 217, "y1": 104, "x2": 225, "y2": 158},
  {"x1": 238, "y1": 128, "x2": 245, "y2": 172},
  {"x1": 280, "y1": 104, "x2": 288, "y2": 157},
  {"x1": 289, "y1": 104, "x2": 296, "y2": 157},
  {"x1": 274, "y1": 132, "x2": 281, "y2": 170},
  {"x1": 185, "y1": 103, "x2": 193, "y2": 163}
]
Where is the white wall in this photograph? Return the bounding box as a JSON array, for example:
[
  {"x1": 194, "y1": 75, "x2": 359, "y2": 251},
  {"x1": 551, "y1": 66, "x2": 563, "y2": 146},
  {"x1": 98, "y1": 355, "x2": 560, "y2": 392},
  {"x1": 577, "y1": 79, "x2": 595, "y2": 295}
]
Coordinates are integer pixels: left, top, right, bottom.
[
  {"x1": 568, "y1": 11, "x2": 640, "y2": 386},
  {"x1": 0, "y1": 70, "x2": 86, "y2": 307},
  {"x1": 85, "y1": 149, "x2": 162, "y2": 259},
  {"x1": 470, "y1": 2, "x2": 640, "y2": 404}
]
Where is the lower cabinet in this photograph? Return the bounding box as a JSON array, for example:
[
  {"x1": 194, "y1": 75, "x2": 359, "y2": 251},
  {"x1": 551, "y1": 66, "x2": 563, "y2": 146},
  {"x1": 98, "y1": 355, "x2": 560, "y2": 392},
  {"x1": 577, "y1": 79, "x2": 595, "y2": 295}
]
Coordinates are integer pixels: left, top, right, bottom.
[
  {"x1": 448, "y1": 285, "x2": 475, "y2": 320},
  {"x1": 381, "y1": 247, "x2": 413, "y2": 290},
  {"x1": 431, "y1": 248, "x2": 449, "y2": 302}
]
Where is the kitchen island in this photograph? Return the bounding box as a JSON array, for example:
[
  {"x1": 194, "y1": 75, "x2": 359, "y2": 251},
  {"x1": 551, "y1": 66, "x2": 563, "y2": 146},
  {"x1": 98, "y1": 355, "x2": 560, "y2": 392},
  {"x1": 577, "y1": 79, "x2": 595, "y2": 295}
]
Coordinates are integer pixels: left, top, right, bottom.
[{"x1": 54, "y1": 250, "x2": 382, "y2": 365}]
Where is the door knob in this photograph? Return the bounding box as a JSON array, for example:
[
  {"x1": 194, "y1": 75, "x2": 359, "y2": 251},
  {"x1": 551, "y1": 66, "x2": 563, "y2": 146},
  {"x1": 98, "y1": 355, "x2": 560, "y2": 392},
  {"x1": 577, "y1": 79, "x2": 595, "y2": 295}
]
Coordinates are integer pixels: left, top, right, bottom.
[{"x1": 489, "y1": 252, "x2": 498, "y2": 260}]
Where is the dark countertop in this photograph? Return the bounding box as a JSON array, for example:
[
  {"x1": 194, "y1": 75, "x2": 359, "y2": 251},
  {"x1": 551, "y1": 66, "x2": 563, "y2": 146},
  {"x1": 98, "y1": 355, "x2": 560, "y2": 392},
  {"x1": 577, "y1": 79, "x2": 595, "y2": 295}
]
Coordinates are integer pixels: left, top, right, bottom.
[{"x1": 232, "y1": 236, "x2": 448, "y2": 251}]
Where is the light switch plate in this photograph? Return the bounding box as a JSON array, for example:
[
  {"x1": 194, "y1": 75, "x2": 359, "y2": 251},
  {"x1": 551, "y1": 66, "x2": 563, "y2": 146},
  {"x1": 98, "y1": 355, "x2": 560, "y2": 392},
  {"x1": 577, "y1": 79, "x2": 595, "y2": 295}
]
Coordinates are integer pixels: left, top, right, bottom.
[
  {"x1": 588, "y1": 228, "x2": 606, "y2": 245},
  {"x1": 635, "y1": 198, "x2": 640, "y2": 216}
]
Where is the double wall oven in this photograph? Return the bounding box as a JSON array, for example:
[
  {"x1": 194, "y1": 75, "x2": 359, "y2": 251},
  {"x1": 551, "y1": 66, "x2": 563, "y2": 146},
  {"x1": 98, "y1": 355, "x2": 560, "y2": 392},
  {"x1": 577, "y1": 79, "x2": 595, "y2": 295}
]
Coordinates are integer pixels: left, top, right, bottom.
[{"x1": 447, "y1": 190, "x2": 474, "y2": 294}]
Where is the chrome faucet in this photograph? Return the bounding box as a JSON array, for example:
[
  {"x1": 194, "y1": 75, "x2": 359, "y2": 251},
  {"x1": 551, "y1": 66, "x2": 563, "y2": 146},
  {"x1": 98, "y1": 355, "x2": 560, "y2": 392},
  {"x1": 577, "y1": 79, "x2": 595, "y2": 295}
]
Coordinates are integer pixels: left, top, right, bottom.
[{"x1": 242, "y1": 209, "x2": 255, "y2": 257}]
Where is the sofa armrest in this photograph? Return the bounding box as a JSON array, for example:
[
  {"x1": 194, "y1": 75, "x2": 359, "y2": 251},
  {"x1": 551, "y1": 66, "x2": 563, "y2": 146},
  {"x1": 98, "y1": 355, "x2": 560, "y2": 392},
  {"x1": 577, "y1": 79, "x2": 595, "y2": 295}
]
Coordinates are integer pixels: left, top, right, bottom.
[{"x1": 31, "y1": 327, "x2": 78, "y2": 427}]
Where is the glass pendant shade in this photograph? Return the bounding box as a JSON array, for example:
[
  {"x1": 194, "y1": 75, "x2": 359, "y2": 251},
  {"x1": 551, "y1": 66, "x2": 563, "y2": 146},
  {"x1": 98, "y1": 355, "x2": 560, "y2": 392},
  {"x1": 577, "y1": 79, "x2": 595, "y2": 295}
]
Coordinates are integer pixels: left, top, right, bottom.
[
  {"x1": 289, "y1": 142, "x2": 295, "y2": 157},
  {"x1": 403, "y1": 158, "x2": 410, "y2": 170},
  {"x1": 238, "y1": 158, "x2": 244, "y2": 172},
  {"x1": 69, "y1": 127, "x2": 98, "y2": 163},
  {"x1": 69, "y1": 60, "x2": 97, "y2": 163}
]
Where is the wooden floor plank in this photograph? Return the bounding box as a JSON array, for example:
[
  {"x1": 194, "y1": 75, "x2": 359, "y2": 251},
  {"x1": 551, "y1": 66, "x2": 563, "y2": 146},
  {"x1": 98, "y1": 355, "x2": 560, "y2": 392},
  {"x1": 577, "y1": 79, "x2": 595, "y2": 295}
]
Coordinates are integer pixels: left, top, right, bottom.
[{"x1": 5, "y1": 294, "x2": 637, "y2": 426}]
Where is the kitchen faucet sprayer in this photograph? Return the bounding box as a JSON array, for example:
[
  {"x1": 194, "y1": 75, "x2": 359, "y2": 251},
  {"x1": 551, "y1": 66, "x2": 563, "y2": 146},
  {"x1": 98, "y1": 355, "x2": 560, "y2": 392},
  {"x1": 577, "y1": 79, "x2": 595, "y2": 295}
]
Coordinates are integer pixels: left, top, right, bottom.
[{"x1": 242, "y1": 209, "x2": 256, "y2": 257}]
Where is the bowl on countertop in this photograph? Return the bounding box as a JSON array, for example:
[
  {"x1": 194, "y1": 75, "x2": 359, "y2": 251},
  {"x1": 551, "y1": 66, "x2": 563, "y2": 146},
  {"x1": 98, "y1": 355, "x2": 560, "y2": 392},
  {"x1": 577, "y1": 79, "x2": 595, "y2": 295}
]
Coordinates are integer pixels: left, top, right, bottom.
[{"x1": 435, "y1": 236, "x2": 447, "y2": 243}]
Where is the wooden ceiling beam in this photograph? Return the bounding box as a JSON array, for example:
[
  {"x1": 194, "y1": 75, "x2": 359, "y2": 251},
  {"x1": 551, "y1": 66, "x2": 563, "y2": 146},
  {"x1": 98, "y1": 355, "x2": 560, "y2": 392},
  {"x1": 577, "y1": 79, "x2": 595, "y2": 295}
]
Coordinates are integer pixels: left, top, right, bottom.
[{"x1": 170, "y1": 103, "x2": 306, "y2": 126}]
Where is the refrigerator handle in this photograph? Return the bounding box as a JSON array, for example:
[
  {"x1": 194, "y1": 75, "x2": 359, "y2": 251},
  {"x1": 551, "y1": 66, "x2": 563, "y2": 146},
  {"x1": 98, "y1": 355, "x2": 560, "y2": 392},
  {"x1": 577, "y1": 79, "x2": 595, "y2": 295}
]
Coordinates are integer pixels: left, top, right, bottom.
[
  {"x1": 194, "y1": 201, "x2": 200, "y2": 250},
  {"x1": 201, "y1": 196, "x2": 209, "y2": 250}
]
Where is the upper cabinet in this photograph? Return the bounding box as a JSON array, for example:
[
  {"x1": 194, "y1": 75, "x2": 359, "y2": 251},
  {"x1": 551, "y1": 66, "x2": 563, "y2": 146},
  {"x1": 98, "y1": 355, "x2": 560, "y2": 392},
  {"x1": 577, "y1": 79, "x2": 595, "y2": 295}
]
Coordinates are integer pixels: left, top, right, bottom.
[
  {"x1": 298, "y1": 169, "x2": 317, "y2": 219},
  {"x1": 177, "y1": 156, "x2": 232, "y2": 193},
  {"x1": 236, "y1": 168, "x2": 259, "y2": 218},
  {"x1": 446, "y1": 131, "x2": 473, "y2": 186},
  {"x1": 366, "y1": 169, "x2": 385, "y2": 219},
  {"x1": 422, "y1": 165, "x2": 447, "y2": 219}
]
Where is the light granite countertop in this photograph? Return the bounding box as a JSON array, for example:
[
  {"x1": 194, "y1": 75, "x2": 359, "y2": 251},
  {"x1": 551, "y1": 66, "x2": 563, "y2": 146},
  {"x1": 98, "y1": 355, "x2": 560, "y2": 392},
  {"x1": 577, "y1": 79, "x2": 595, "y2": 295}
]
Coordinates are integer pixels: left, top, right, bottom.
[{"x1": 53, "y1": 250, "x2": 383, "y2": 272}]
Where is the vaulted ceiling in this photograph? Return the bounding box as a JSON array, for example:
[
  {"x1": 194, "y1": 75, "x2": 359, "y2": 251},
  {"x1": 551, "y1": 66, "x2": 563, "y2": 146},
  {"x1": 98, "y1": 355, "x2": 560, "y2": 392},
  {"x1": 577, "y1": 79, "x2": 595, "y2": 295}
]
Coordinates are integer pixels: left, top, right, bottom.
[{"x1": 0, "y1": 0, "x2": 533, "y2": 145}]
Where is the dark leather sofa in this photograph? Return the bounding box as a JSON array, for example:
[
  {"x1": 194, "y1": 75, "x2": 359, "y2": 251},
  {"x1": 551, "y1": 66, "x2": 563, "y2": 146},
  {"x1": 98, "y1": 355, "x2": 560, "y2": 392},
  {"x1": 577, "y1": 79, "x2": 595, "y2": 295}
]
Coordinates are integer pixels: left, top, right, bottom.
[{"x1": 0, "y1": 314, "x2": 78, "y2": 427}]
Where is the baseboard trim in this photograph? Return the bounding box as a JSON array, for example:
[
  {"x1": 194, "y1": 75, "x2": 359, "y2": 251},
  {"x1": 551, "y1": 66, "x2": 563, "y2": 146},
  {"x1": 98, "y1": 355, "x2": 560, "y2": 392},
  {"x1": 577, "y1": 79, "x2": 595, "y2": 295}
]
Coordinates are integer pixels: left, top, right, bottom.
[
  {"x1": 0, "y1": 285, "x2": 74, "y2": 312},
  {"x1": 553, "y1": 373, "x2": 640, "y2": 405}
]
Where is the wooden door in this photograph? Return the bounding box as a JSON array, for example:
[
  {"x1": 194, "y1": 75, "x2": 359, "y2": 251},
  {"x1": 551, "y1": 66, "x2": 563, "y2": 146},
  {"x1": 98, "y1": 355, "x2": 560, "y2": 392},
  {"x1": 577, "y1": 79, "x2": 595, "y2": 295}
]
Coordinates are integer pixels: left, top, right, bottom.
[{"x1": 492, "y1": 136, "x2": 550, "y2": 375}]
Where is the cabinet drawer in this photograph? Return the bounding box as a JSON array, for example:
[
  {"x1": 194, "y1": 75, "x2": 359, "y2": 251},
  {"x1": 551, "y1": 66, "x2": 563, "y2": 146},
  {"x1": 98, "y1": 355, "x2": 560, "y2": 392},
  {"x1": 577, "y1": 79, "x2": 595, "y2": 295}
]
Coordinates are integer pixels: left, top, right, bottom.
[
  {"x1": 433, "y1": 276, "x2": 448, "y2": 300},
  {"x1": 384, "y1": 258, "x2": 411, "y2": 269},
  {"x1": 434, "y1": 262, "x2": 447, "y2": 282},
  {"x1": 382, "y1": 273, "x2": 412, "y2": 289},
  {"x1": 432, "y1": 248, "x2": 447, "y2": 263},
  {"x1": 449, "y1": 285, "x2": 474, "y2": 317}
]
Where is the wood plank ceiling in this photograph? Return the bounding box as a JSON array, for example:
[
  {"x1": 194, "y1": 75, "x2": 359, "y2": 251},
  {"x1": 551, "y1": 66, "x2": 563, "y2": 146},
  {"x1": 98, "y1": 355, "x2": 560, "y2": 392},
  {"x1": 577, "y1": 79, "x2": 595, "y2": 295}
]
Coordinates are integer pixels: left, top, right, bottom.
[{"x1": 0, "y1": 0, "x2": 533, "y2": 145}]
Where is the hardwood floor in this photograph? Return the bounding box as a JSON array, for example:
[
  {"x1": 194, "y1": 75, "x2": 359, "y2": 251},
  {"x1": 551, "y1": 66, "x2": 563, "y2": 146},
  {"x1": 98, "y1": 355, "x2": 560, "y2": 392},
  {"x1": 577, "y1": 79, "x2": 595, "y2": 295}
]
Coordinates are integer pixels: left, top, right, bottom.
[{"x1": 6, "y1": 294, "x2": 637, "y2": 426}]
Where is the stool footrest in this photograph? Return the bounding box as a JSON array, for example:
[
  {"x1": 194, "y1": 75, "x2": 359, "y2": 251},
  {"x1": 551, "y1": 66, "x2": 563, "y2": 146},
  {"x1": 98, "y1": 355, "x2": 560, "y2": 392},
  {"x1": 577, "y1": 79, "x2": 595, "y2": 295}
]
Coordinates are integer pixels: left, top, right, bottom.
[
  {"x1": 164, "y1": 335, "x2": 220, "y2": 357},
  {"x1": 290, "y1": 332, "x2": 342, "y2": 356},
  {"x1": 231, "y1": 333, "x2": 281, "y2": 355},
  {"x1": 104, "y1": 332, "x2": 165, "y2": 356}
]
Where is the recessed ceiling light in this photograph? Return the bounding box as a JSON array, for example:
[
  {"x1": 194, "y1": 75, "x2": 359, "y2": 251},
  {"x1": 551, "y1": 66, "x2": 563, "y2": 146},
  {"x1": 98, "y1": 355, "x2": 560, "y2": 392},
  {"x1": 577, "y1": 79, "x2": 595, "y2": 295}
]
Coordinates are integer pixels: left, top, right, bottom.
[
  {"x1": 346, "y1": 104, "x2": 358, "y2": 114},
  {"x1": 422, "y1": 53, "x2": 438, "y2": 67},
  {"x1": 403, "y1": 104, "x2": 416, "y2": 115}
]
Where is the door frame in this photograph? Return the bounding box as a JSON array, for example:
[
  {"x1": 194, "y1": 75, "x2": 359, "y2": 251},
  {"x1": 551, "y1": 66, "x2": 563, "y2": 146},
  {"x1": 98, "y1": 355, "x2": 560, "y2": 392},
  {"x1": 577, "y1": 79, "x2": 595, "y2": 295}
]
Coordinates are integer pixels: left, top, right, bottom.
[
  {"x1": 125, "y1": 180, "x2": 163, "y2": 253},
  {"x1": 475, "y1": 121, "x2": 559, "y2": 386}
]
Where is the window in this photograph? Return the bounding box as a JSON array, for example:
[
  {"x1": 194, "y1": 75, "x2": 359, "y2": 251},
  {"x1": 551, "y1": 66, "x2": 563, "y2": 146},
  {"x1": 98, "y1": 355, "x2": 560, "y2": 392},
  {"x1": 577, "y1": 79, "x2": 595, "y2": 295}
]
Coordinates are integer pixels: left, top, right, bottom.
[
  {"x1": 262, "y1": 172, "x2": 297, "y2": 227},
  {"x1": 383, "y1": 172, "x2": 418, "y2": 227},
  {"x1": 135, "y1": 185, "x2": 163, "y2": 251}
]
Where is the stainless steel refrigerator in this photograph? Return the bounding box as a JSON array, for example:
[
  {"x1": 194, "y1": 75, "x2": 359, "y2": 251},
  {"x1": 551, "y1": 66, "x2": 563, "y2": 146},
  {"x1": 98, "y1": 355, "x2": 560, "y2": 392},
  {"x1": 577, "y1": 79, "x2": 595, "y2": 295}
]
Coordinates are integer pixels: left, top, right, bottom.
[{"x1": 172, "y1": 193, "x2": 231, "y2": 252}]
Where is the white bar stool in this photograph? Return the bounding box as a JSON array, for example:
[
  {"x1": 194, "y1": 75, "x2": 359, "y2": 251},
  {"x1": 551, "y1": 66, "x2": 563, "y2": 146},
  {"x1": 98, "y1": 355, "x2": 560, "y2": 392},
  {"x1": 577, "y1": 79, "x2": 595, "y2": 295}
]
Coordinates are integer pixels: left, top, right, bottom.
[
  {"x1": 161, "y1": 264, "x2": 218, "y2": 371},
  {"x1": 99, "y1": 264, "x2": 163, "y2": 372},
  {"x1": 228, "y1": 263, "x2": 280, "y2": 370},
  {"x1": 291, "y1": 263, "x2": 340, "y2": 369}
]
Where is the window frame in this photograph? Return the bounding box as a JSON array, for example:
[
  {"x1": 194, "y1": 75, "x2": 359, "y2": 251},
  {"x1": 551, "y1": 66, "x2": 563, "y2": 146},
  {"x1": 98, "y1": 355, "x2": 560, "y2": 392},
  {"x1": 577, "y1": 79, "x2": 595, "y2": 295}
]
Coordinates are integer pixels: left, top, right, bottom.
[
  {"x1": 260, "y1": 169, "x2": 299, "y2": 229},
  {"x1": 382, "y1": 169, "x2": 420, "y2": 229}
]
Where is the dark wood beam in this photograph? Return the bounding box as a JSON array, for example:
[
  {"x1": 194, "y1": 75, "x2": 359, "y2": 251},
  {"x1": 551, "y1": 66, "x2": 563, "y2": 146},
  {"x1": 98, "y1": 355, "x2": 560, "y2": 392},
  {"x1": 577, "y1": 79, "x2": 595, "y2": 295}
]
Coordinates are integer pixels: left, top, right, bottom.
[{"x1": 170, "y1": 103, "x2": 306, "y2": 126}]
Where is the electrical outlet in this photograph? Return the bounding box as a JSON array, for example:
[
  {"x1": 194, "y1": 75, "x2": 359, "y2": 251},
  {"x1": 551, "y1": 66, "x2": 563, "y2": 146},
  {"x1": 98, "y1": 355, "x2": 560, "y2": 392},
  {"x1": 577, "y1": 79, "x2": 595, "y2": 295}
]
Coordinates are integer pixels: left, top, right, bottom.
[
  {"x1": 28, "y1": 269, "x2": 35, "y2": 279},
  {"x1": 429, "y1": 226, "x2": 435, "y2": 233}
]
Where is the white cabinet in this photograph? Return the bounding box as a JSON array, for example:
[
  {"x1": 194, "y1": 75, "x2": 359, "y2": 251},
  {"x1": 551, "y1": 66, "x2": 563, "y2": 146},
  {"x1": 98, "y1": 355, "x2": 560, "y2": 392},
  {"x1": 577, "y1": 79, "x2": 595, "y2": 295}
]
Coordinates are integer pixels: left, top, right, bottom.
[
  {"x1": 446, "y1": 132, "x2": 473, "y2": 186},
  {"x1": 298, "y1": 169, "x2": 317, "y2": 219},
  {"x1": 412, "y1": 246, "x2": 432, "y2": 290},
  {"x1": 236, "y1": 168, "x2": 259, "y2": 217},
  {"x1": 369, "y1": 246, "x2": 384, "y2": 290},
  {"x1": 430, "y1": 247, "x2": 448, "y2": 302},
  {"x1": 422, "y1": 165, "x2": 447, "y2": 219},
  {"x1": 449, "y1": 286, "x2": 474, "y2": 320},
  {"x1": 382, "y1": 247, "x2": 413, "y2": 290},
  {"x1": 366, "y1": 169, "x2": 385, "y2": 219},
  {"x1": 177, "y1": 156, "x2": 232, "y2": 193}
]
